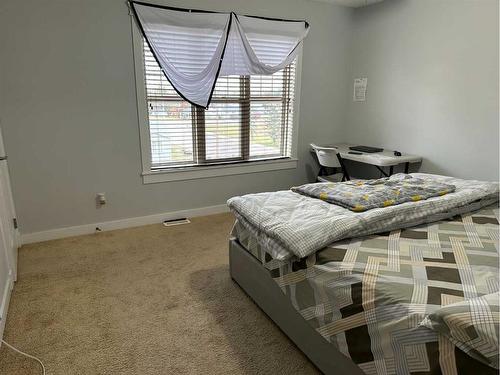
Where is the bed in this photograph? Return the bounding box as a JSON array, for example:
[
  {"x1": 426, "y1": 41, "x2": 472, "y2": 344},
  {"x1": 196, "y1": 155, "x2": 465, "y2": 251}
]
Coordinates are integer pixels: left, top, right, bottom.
[{"x1": 227, "y1": 174, "x2": 499, "y2": 375}]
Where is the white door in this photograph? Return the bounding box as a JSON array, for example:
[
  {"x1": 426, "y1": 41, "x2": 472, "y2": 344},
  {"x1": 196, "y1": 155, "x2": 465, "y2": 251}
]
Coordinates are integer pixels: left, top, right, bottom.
[
  {"x1": 0, "y1": 128, "x2": 18, "y2": 281},
  {"x1": 0, "y1": 212, "x2": 10, "y2": 340},
  {"x1": 0, "y1": 127, "x2": 15, "y2": 341},
  {"x1": 0, "y1": 161, "x2": 17, "y2": 281}
]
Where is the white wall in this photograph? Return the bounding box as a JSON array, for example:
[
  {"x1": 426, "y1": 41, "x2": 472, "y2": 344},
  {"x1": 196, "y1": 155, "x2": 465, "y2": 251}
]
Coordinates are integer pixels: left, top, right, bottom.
[
  {"x1": 344, "y1": 0, "x2": 499, "y2": 180},
  {"x1": 0, "y1": 0, "x2": 353, "y2": 235}
]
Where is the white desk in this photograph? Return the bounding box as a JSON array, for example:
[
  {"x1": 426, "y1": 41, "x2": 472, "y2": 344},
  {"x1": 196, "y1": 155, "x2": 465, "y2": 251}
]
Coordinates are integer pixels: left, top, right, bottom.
[{"x1": 311, "y1": 143, "x2": 422, "y2": 176}]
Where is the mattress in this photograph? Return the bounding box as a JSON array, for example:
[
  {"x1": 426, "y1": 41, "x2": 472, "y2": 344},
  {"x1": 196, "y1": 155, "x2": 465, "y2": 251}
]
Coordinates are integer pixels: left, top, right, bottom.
[
  {"x1": 231, "y1": 204, "x2": 500, "y2": 374},
  {"x1": 231, "y1": 219, "x2": 286, "y2": 272}
]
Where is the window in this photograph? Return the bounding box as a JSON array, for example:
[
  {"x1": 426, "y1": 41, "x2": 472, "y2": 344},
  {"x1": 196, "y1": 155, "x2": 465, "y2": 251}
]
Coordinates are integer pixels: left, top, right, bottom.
[{"x1": 142, "y1": 41, "x2": 297, "y2": 171}]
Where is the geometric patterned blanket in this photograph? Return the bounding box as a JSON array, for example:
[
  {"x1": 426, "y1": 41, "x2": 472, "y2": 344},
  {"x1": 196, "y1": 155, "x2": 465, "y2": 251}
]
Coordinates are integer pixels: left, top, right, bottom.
[
  {"x1": 421, "y1": 291, "x2": 500, "y2": 369},
  {"x1": 234, "y1": 204, "x2": 499, "y2": 374}
]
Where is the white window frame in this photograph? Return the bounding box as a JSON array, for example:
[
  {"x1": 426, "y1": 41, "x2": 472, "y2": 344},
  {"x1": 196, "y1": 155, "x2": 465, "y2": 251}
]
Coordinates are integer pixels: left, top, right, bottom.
[{"x1": 131, "y1": 18, "x2": 303, "y2": 184}]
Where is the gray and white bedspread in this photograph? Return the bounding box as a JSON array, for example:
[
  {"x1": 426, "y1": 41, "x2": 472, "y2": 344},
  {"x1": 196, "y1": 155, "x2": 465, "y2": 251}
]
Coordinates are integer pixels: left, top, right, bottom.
[
  {"x1": 228, "y1": 174, "x2": 499, "y2": 260},
  {"x1": 235, "y1": 204, "x2": 500, "y2": 374}
]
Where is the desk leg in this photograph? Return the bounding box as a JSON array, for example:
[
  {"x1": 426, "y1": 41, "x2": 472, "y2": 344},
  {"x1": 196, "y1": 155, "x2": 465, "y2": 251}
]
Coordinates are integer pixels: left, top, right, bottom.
[
  {"x1": 336, "y1": 155, "x2": 350, "y2": 181},
  {"x1": 375, "y1": 166, "x2": 389, "y2": 177},
  {"x1": 389, "y1": 166, "x2": 394, "y2": 176},
  {"x1": 404, "y1": 162, "x2": 409, "y2": 174}
]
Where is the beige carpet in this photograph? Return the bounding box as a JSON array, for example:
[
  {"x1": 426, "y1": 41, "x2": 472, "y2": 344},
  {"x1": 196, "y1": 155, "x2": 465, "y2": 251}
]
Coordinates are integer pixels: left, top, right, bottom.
[{"x1": 0, "y1": 213, "x2": 319, "y2": 374}]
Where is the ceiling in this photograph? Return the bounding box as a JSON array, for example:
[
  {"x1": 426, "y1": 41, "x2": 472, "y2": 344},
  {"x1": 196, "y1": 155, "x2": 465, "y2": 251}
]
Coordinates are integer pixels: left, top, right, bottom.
[{"x1": 311, "y1": 0, "x2": 385, "y2": 8}]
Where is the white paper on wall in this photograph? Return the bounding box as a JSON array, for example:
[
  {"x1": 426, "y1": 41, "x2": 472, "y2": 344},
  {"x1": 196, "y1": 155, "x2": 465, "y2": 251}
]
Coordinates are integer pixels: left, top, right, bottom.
[{"x1": 353, "y1": 77, "x2": 367, "y2": 102}]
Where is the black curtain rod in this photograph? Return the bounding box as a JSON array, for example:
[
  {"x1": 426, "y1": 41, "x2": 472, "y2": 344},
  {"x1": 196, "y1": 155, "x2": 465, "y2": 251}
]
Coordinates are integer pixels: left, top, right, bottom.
[{"x1": 128, "y1": 1, "x2": 309, "y2": 27}]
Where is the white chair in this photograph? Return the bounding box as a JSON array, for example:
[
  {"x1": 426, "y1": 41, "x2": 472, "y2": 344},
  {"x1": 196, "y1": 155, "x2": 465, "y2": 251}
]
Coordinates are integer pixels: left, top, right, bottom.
[{"x1": 310, "y1": 144, "x2": 350, "y2": 182}]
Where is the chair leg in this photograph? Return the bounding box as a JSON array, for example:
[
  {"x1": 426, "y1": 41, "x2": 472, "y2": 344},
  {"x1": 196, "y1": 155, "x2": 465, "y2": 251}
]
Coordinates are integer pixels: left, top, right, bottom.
[{"x1": 317, "y1": 166, "x2": 325, "y2": 181}]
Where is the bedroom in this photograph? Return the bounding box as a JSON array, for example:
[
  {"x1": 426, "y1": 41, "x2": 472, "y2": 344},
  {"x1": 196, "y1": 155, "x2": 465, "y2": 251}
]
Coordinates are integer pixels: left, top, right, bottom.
[{"x1": 0, "y1": 0, "x2": 498, "y2": 374}]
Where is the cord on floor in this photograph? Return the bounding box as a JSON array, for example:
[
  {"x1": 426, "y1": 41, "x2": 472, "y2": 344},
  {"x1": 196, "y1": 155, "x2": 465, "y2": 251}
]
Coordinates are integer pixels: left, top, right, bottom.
[{"x1": 1, "y1": 339, "x2": 46, "y2": 375}]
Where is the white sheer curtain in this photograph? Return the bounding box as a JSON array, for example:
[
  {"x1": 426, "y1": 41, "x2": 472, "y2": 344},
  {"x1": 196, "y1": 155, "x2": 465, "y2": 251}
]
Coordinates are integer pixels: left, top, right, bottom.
[
  {"x1": 131, "y1": 1, "x2": 309, "y2": 108},
  {"x1": 220, "y1": 15, "x2": 308, "y2": 76}
]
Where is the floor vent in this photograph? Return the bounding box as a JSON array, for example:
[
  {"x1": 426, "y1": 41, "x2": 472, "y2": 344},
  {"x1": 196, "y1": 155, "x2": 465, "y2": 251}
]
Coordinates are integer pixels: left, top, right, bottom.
[{"x1": 163, "y1": 218, "x2": 191, "y2": 227}]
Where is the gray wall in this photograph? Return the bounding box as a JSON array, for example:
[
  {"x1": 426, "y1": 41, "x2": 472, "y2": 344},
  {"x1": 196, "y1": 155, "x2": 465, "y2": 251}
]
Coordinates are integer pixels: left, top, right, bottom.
[
  {"x1": 344, "y1": 0, "x2": 499, "y2": 180},
  {"x1": 0, "y1": 0, "x2": 353, "y2": 234},
  {"x1": 1, "y1": 0, "x2": 498, "y2": 236}
]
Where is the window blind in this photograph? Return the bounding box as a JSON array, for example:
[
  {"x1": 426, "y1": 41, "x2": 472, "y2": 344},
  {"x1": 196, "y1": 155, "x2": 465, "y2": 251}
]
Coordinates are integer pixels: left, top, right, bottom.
[{"x1": 143, "y1": 41, "x2": 296, "y2": 169}]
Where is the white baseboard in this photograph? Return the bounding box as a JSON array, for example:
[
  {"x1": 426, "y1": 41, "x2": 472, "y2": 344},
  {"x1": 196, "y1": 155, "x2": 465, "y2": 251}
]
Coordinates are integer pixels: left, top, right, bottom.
[
  {"x1": 21, "y1": 204, "x2": 230, "y2": 245},
  {"x1": 0, "y1": 270, "x2": 14, "y2": 343}
]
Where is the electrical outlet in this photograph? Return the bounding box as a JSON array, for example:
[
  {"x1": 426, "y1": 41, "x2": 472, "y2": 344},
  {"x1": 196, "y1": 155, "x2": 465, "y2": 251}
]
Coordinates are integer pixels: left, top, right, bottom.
[{"x1": 96, "y1": 193, "x2": 106, "y2": 208}]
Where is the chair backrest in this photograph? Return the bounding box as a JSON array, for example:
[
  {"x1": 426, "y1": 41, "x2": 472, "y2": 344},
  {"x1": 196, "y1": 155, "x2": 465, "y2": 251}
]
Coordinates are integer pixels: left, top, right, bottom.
[{"x1": 311, "y1": 144, "x2": 341, "y2": 168}]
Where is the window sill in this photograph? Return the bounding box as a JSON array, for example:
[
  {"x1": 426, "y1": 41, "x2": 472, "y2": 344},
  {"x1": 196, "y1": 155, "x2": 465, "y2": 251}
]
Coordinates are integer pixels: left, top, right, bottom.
[{"x1": 142, "y1": 158, "x2": 298, "y2": 184}]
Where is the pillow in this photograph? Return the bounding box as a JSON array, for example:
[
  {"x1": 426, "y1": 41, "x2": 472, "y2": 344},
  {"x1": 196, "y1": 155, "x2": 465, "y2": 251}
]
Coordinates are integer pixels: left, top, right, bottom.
[{"x1": 420, "y1": 292, "x2": 500, "y2": 369}]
